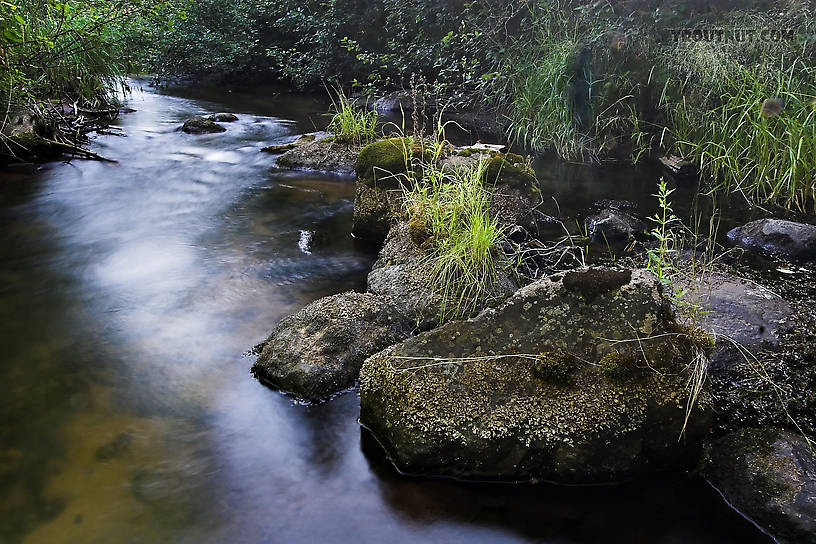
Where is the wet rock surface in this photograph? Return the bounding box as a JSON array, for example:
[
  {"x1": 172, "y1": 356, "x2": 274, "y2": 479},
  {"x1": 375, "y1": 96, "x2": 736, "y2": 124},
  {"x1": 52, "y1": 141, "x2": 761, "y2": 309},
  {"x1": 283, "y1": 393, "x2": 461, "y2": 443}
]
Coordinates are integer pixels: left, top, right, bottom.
[
  {"x1": 728, "y1": 219, "x2": 816, "y2": 261},
  {"x1": 252, "y1": 291, "x2": 413, "y2": 400},
  {"x1": 181, "y1": 116, "x2": 226, "y2": 134},
  {"x1": 686, "y1": 271, "x2": 816, "y2": 434},
  {"x1": 208, "y1": 112, "x2": 238, "y2": 122},
  {"x1": 360, "y1": 268, "x2": 711, "y2": 483},
  {"x1": 585, "y1": 208, "x2": 645, "y2": 242},
  {"x1": 703, "y1": 427, "x2": 816, "y2": 544}
]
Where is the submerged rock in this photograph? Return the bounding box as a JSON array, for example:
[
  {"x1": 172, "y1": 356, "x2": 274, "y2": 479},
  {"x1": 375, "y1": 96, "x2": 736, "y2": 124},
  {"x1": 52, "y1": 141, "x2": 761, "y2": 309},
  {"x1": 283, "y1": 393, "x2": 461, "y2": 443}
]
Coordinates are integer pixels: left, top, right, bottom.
[
  {"x1": 252, "y1": 291, "x2": 413, "y2": 400},
  {"x1": 703, "y1": 427, "x2": 816, "y2": 544},
  {"x1": 181, "y1": 116, "x2": 226, "y2": 134},
  {"x1": 276, "y1": 137, "x2": 360, "y2": 175},
  {"x1": 360, "y1": 268, "x2": 712, "y2": 483},
  {"x1": 728, "y1": 219, "x2": 816, "y2": 261},
  {"x1": 585, "y1": 208, "x2": 645, "y2": 242},
  {"x1": 208, "y1": 112, "x2": 238, "y2": 122}
]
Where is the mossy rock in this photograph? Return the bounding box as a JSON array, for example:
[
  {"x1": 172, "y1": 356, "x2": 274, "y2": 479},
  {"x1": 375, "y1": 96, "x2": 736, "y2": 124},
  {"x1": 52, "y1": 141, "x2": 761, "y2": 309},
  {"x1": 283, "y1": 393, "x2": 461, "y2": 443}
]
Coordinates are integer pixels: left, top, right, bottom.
[
  {"x1": 355, "y1": 137, "x2": 415, "y2": 189},
  {"x1": 482, "y1": 153, "x2": 539, "y2": 194},
  {"x1": 181, "y1": 116, "x2": 226, "y2": 134},
  {"x1": 252, "y1": 291, "x2": 413, "y2": 401},
  {"x1": 366, "y1": 222, "x2": 517, "y2": 331},
  {"x1": 352, "y1": 182, "x2": 397, "y2": 244},
  {"x1": 360, "y1": 268, "x2": 712, "y2": 483}
]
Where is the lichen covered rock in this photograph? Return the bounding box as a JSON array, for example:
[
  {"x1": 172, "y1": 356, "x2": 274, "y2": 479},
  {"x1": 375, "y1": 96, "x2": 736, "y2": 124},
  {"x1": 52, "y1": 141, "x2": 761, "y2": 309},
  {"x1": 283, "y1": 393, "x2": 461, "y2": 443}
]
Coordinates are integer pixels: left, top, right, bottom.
[
  {"x1": 360, "y1": 268, "x2": 712, "y2": 483},
  {"x1": 181, "y1": 116, "x2": 226, "y2": 134},
  {"x1": 728, "y1": 219, "x2": 816, "y2": 261},
  {"x1": 351, "y1": 182, "x2": 400, "y2": 244},
  {"x1": 276, "y1": 137, "x2": 360, "y2": 175},
  {"x1": 252, "y1": 291, "x2": 413, "y2": 400},
  {"x1": 703, "y1": 427, "x2": 816, "y2": 544}
]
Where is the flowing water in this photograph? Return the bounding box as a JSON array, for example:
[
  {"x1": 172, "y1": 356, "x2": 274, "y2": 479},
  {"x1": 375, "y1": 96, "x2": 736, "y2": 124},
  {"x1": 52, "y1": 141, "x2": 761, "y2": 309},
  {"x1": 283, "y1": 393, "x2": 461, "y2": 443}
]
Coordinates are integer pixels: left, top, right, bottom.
[{"x1": 0, "y1": 82, "x2": 772, "y2": 543}]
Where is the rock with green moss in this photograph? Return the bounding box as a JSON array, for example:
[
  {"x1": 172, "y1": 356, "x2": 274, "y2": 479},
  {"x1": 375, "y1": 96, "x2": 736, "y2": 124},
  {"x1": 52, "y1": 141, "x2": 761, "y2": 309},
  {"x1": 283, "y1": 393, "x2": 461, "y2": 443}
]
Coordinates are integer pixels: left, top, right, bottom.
[
  {"x1": 702, "y1": 427, "x2": 816, "y2": 544},
  {"x1": 360, "y1": 268, "x2": 712, "y2": 483},
  {"x1": 482, "y1": 153, "x2": 538, "y2": 192},
  {"x1": 252, "y1": 291, "x2": 413, "y2": 401},
  {"x1": 351, "y1": 138, "x2": 420, "y2": 243},
  {"x1": 181, "y1": 116, "x2": 226, "y2": 134},
  {"x1": 0, "y1": 108, "x2": 59, "y2": 163},
  {"x1": 355, "y1": 138, "x2": 414, "y2": 189}
]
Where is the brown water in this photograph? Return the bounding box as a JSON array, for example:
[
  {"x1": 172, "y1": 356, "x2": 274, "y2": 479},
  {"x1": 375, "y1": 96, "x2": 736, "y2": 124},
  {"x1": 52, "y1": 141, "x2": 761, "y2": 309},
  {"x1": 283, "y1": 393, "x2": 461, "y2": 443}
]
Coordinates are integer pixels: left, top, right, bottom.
[{"x1": 0, "y1": 82, "x2": 772, "y2": 543}]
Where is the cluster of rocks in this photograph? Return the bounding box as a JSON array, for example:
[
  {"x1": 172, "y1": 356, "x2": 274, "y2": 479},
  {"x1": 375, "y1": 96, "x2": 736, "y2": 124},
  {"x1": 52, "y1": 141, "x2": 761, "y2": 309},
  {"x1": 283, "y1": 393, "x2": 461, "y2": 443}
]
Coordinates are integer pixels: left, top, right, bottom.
[
  {"x1": 250, "y1": 130, "x2": 816, "y2": 544},
  {"x1": 180, "y1": 112, "x2": 238, "y2": 134}
]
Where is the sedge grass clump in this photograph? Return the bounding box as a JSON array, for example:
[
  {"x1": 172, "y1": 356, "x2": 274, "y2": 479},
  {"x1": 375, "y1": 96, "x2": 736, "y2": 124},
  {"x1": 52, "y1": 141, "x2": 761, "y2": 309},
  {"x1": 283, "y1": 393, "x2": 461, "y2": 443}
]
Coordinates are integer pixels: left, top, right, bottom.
[
  {"x1": 327, "y1": 88, "x2": 378, "y2": 145},
  {"x1": 402, "y1": 157, "x2": 505, "y2": 321}
]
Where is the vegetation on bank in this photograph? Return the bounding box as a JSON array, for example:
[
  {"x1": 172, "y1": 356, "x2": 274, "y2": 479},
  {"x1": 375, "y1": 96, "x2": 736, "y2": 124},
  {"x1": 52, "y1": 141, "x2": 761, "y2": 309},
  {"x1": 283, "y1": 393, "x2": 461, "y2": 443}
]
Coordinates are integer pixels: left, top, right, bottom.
[{"x1": 4, "y1": 0, "x2": 816, "y2": 211}]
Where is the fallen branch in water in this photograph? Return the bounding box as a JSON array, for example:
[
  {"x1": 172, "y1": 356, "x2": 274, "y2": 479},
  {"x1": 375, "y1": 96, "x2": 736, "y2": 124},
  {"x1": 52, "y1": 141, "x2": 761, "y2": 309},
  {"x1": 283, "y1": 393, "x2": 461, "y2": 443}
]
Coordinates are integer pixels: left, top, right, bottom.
[{"x1": 40, "y1": 137, "x2": 118, "y2": 163}]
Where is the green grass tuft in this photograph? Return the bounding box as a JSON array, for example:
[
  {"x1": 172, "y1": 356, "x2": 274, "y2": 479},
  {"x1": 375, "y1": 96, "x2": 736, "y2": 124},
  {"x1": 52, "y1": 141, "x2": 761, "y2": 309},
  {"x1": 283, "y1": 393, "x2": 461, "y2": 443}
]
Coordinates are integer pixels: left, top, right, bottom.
[{"x1": 327, "y1": 88, "x2": 378, "y2": 145}]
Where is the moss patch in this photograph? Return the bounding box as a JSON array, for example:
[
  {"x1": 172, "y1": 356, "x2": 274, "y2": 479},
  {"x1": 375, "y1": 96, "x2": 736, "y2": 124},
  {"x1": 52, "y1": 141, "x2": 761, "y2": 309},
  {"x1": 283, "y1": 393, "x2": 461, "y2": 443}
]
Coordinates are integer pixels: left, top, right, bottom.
[
  {"x1": 533, "y1": 351, "x2": 575, "y2": 384},
  {"x1": 482, "y1": 154, "x2": 539, "y2": 193},
  {"x1": 562, "y1": 268, "x2": 632, "y2": 302},
  {"x1": 355, "y1": 137, "x2": 414, "y2": 189},
  {"x1": 598, "y1": 351, "x2": 642, "y2": 381}
]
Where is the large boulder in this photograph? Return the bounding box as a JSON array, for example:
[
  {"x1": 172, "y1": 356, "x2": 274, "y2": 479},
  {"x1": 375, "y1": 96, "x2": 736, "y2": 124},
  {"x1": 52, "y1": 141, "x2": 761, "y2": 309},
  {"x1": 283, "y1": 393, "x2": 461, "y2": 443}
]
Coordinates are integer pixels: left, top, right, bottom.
[
  {"x1": 727, "y1": 219, "x2": 816, "y2": 261},
  {"x1": 360, "y1": 268, "x2": 713, "y2": 483},
  {"x1": 703, "y1": 427, "x2": 816, "y2": 544},
  {"x1": 366, "y1": 222, "x2": 516, "y2": 330},
  {"x1": 252, "y1": 291, "x2": 413, "y2": 400},
  {"x1": 181, "y1": 116, "x2": 226, "y2": 134},
  {"x1": 275, "y1": 137, "x2": 361, "y2": 175}
]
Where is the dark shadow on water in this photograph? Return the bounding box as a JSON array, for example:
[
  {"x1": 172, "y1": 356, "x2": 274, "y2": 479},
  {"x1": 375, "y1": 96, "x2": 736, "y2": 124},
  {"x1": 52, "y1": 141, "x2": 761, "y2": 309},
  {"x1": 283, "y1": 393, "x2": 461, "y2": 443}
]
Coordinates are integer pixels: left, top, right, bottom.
[{"x1": 359, "y1": 428, "x2": 771, "y2": 544}]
